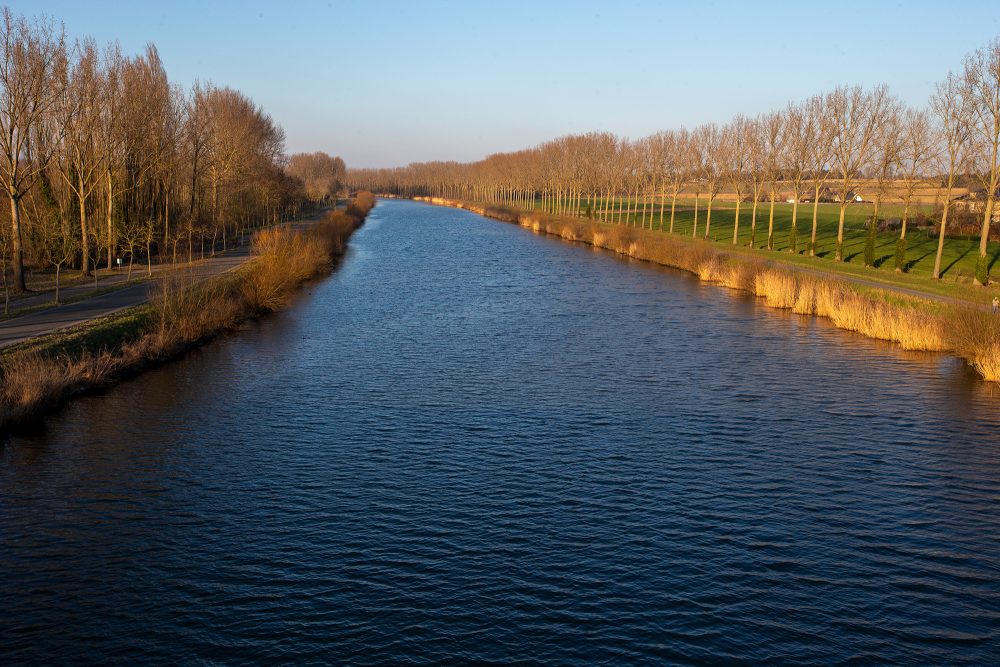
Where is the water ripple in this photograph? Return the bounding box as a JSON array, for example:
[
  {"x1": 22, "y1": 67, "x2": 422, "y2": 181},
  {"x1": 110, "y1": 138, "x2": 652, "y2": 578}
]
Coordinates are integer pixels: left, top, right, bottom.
[{"x1": 2, "y1": 199, "x2": 1000, "y2": 664}]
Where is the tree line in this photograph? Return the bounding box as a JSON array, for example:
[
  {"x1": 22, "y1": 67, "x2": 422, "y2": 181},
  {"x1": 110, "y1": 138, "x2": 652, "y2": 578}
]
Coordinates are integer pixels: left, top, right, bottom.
[
  {"x1": 350, "y1": 38, "x2": 1000, "y2": 284},
  {"x1": 0, "y1": 9, "x2": 347, "y2": 298}
]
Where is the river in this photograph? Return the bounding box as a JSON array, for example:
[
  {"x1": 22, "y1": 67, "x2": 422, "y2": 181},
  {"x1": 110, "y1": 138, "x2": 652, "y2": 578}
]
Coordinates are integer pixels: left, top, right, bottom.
[{"x1": 2, "y1": 198, "x2": 999, "y2": 664}]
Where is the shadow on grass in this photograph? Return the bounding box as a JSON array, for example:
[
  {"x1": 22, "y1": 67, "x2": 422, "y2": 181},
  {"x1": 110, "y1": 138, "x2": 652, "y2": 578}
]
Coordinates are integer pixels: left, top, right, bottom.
[
  {"x1": 904, "y1": 249, "x2": 936, "y2": 273},
  {"x1": 987, "y1": 246, "x2": 1000, "y2": 272},
  {"x1": 873, "y1": 253, "x2": 894, "y2": 268},
  {"x1": 942, "y1": 245, "x2": 975, "y2": 277}
]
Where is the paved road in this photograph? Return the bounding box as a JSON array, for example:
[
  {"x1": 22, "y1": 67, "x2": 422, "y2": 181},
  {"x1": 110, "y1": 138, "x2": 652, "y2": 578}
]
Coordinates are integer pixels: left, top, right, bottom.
[
  {"x1": 0, "y1": 250, "x2": 250, "y2": 349},
  {"x1": 0, "y1": 210, "x2": 329, "y2": 349}
]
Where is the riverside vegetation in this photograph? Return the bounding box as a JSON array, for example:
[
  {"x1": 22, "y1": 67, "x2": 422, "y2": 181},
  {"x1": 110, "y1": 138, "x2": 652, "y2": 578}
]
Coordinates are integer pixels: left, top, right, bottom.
[
  {"x1": 353, "y1": 37, "x2": 1000, "y2": 287},
  {"x1": 0, "y1": 193, "x2": 374, "y2": 430},
  {"x1": 415, "y1": 196, "x2": 1000, "y2": 384}
]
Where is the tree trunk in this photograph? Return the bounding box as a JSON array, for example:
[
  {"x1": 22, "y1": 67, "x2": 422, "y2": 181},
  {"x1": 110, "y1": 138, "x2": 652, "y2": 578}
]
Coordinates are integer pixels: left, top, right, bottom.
[
  {"x1": 767, "y1": 195, "x2": 776, "y2": 250},
  {"x1": 835, "y1": 202, "x2": 848, "y2": 261},
  {"x1": 933, "y1": 183, "x2": 953, "y2": 280},
  {"x1": 107, "y1": 168, "x2": 114, "y2": 270},
  {"x1": 2, "y1": 255, "x2": 8, "y2": 315},
  {"x1": 163, "y1": 184, "x2": 170, "y2": 264},
  {"x1": 692, "y1": 193, "x2": 699, "y2": 238},
  {"x1": 640, "y1": 187, "x2": 647, "y2": 228},
  {"x1": 750, "y1": 198, "x2": 759, "y2": 248},
  {"x1": 79, "y1": 172, "x2": 91, "y2": 276},
  {"x1": 789, "y1": 196, "x2": 799, "y2": 253},
  {"x1": 865, "y1": 195, "x2": 881, "y2": 267},
  {"x1": 810, "y1": 183, "x2": 821, "y2": 256},
  {"x1": 975, "y1": 194, "x2": 995, "y2": 285},
  {"x1": 659, "y1": 190, "x2": 666, "y2": 230},
  {"x1": 895, "y1": 197, "x2": 910, "y2": 272},
  {"x1": 704, "y1": 198, "x2": 713, "y2": 239},
  {"x1": 732, "y1": 198, "x2": 742, "y2": 245},
  {"x1": 9, "y1": 194, "x2": 25, "y2": 293},
  {"x1": 669, "y1": 192, "x2": 677, "y2": 233}
]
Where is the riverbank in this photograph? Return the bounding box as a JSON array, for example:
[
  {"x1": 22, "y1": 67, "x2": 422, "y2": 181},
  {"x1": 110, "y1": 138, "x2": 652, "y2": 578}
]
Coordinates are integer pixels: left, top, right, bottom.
[
  {"x1": 0, "y1": 193, "x2": 375, "y2": 431},
  {"x1": 413, "y1": 196, "x2": 1000, "y2": 383}
]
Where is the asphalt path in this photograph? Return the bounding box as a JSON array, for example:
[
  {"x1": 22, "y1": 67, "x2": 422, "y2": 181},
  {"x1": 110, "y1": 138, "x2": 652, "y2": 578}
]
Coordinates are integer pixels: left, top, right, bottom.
[
  {"x1": 0, "y1": 209, "x2": 330, "y2": 349},
  {"x1": 0, "y1": 250, "x2": 250, "y2": 349}
]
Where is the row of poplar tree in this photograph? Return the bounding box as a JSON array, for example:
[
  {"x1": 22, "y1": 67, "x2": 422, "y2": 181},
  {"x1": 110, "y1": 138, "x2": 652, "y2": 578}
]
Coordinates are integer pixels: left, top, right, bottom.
[
  {"x1": 0, "y1": 10, "x2": 347, "y2": 294},
  {"x1": 350, "y1": 38, "x2": 1000, "y2": 284}
]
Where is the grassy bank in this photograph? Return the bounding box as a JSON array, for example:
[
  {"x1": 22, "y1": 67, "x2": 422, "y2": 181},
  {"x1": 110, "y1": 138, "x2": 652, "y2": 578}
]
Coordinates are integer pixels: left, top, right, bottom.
[
  {"x1": 0, "y1": 193, "x2": 375, "y2": 431},
  {"x1": 523, "y1": 196, "x2": 1000, "y2": 286},
  {"x1": 415, "y1": 196, "x2": 1000, "y2": 383}
]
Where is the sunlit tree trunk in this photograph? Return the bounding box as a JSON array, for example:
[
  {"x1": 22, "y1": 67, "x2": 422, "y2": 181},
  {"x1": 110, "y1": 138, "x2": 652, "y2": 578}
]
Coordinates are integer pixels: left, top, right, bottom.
[
  {"x1": 692, "y1": 193, "x2": 699, "y2": 238},
  {"x1": 106, "y1": 168, "x2": 113, "y2": 270},
  {"x1": 766, "y1": 191, "x2": 776, "y2": 250},
  {"x1": 810, "y1": 183, "x2": 822, "y2": 256},
  {"x1": 78, "y1": 170, "x2": 91, "y2": 276},
  {"x1": 933, "y1": 183, "x2": 954, "y2": 279},
  {"x1": 789, "y1": 198, "x2": 799, "y2": 253},
  {"x1": 732, "y1": 198, "x2": 742, "y2": 245}
]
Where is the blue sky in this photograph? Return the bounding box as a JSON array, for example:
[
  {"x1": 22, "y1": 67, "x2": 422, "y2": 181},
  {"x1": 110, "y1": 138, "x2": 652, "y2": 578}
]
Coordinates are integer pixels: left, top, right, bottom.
[{"x1": 14, "y1": 1, "x2": 1000, "y2": 168}]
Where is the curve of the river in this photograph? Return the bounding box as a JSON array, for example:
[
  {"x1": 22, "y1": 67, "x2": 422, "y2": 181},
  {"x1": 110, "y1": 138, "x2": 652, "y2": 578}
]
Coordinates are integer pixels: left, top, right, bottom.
[{"x1": 2, "y1": 199, "x2": 999, "y2": 664}]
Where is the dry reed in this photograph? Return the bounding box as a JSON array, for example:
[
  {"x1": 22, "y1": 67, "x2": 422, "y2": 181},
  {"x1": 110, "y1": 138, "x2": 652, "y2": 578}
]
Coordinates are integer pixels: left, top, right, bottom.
[{"x1": 0, "y1": 193, "x2": 375, "y2": 429}]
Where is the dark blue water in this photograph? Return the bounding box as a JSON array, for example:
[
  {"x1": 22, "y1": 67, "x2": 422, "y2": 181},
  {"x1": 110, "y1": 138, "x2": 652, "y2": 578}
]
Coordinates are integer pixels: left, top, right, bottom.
[{"x1": 2, "y1": 199, "x2": 999, "y2": 664}]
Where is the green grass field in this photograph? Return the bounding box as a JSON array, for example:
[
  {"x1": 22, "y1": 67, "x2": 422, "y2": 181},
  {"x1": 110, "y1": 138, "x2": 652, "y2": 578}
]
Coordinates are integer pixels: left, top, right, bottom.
[{"x1": 528, "y1": 196, "x2": 1000, "y2": 305}]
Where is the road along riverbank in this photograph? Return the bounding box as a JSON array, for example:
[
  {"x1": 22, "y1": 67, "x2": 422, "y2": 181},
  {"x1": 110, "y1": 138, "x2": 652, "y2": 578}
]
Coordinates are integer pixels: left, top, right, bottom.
[
  {"x1": 413, "y1": 196, "x2": 1000, "y2": 383},
  {"x1": 0, "y1": 193, "x2": 375, "y2": 431}
]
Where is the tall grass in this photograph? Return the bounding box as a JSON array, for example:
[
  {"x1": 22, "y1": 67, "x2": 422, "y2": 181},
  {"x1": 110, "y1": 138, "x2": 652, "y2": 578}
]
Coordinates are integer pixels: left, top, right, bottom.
[
  {"x1": 0, "y1": 194, "x2": 374, "y2": 429},
  {"x1": 417, "y1": 196, "x2": 1000, "y2": 382}
]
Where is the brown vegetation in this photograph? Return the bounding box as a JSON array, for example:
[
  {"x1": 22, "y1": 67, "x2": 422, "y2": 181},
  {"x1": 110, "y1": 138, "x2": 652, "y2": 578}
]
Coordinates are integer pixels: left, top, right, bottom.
[
  {"x1": 0, "y1": 195, "x2": 374, "y2": 430},
  {"x1": 418, "y1": 197, "x2": 999, "y2": 381}
]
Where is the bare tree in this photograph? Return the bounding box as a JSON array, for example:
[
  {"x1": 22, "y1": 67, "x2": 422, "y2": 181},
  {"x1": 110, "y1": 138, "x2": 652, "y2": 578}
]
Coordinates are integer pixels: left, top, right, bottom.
[
  {"x1": 894, "y1": 108, "x2": 936, "y2": 272},
  {"x1": 783, "y1": 101, "x2": 815, "y2": 253},
  {"x1": 745, "y1": 117, "x2": 768, "y2": 248},
  {"x1": 55, "y1": 38, "x2": 106, "y2": 277},
  {"x1": 694, "y1": 123, "x2": 724, "y2": 239},
  {"x1": 829, "y1": 84, "x2": 891, "y2": 261},
  {"x1": 761, "y1": 111, "x2": 786, "y2": 250},
  {"x1": 0, "y1": 9, "x2": 66, "y2": 291},
  {"x1": 664, "y1": 129, "x2": 688, "y2": 233},
  {"x1": 30, "y1": 188, "x2": 76, "y2": 304},
  {"x1": 806, "y1": 93, "x2": 836, "y2": 256},
  {"x1": 963, "y1": 39, "x2": 1000, "y2": 285},
  {"x1": 287, "y1": 151, "x2": 345, "y2": 204},
  {"x1": 725, "y1": 116, "x2": 750, "y2": 245},
  {"x1": 930, "y1": 73, "x2": 973, "y2": 280},
  {"x1": 864, "y1": 98, "x2": 903, "y2": 267}
]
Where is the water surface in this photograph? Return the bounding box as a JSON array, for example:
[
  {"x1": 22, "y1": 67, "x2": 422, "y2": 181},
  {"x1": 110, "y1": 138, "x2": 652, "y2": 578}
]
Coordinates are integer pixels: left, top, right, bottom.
[{"x1": 2, "y1": 199, "x2": 999, "y2": 664}]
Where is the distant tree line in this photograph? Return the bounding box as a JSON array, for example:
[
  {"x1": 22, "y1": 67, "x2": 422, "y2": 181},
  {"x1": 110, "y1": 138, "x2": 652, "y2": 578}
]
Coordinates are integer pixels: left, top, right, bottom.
[
  {"x1": 351, "y1": 38, "x2": 1000, "y2": 284},
  {"x1": 0, "y1": 9, "x2": 346, "y2": 297}
]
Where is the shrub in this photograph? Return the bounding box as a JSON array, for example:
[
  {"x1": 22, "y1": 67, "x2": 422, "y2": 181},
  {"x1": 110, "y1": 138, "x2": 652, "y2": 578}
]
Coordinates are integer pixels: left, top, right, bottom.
[{"x1": 948, "y1": 308, "x2": 1000, "y2": 380}]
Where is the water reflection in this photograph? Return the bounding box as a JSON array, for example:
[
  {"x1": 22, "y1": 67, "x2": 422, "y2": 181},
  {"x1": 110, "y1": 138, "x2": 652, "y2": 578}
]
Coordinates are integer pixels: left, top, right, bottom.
[{"x1": 2, "y1": 199, "x2": 999, "y2": 664}]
